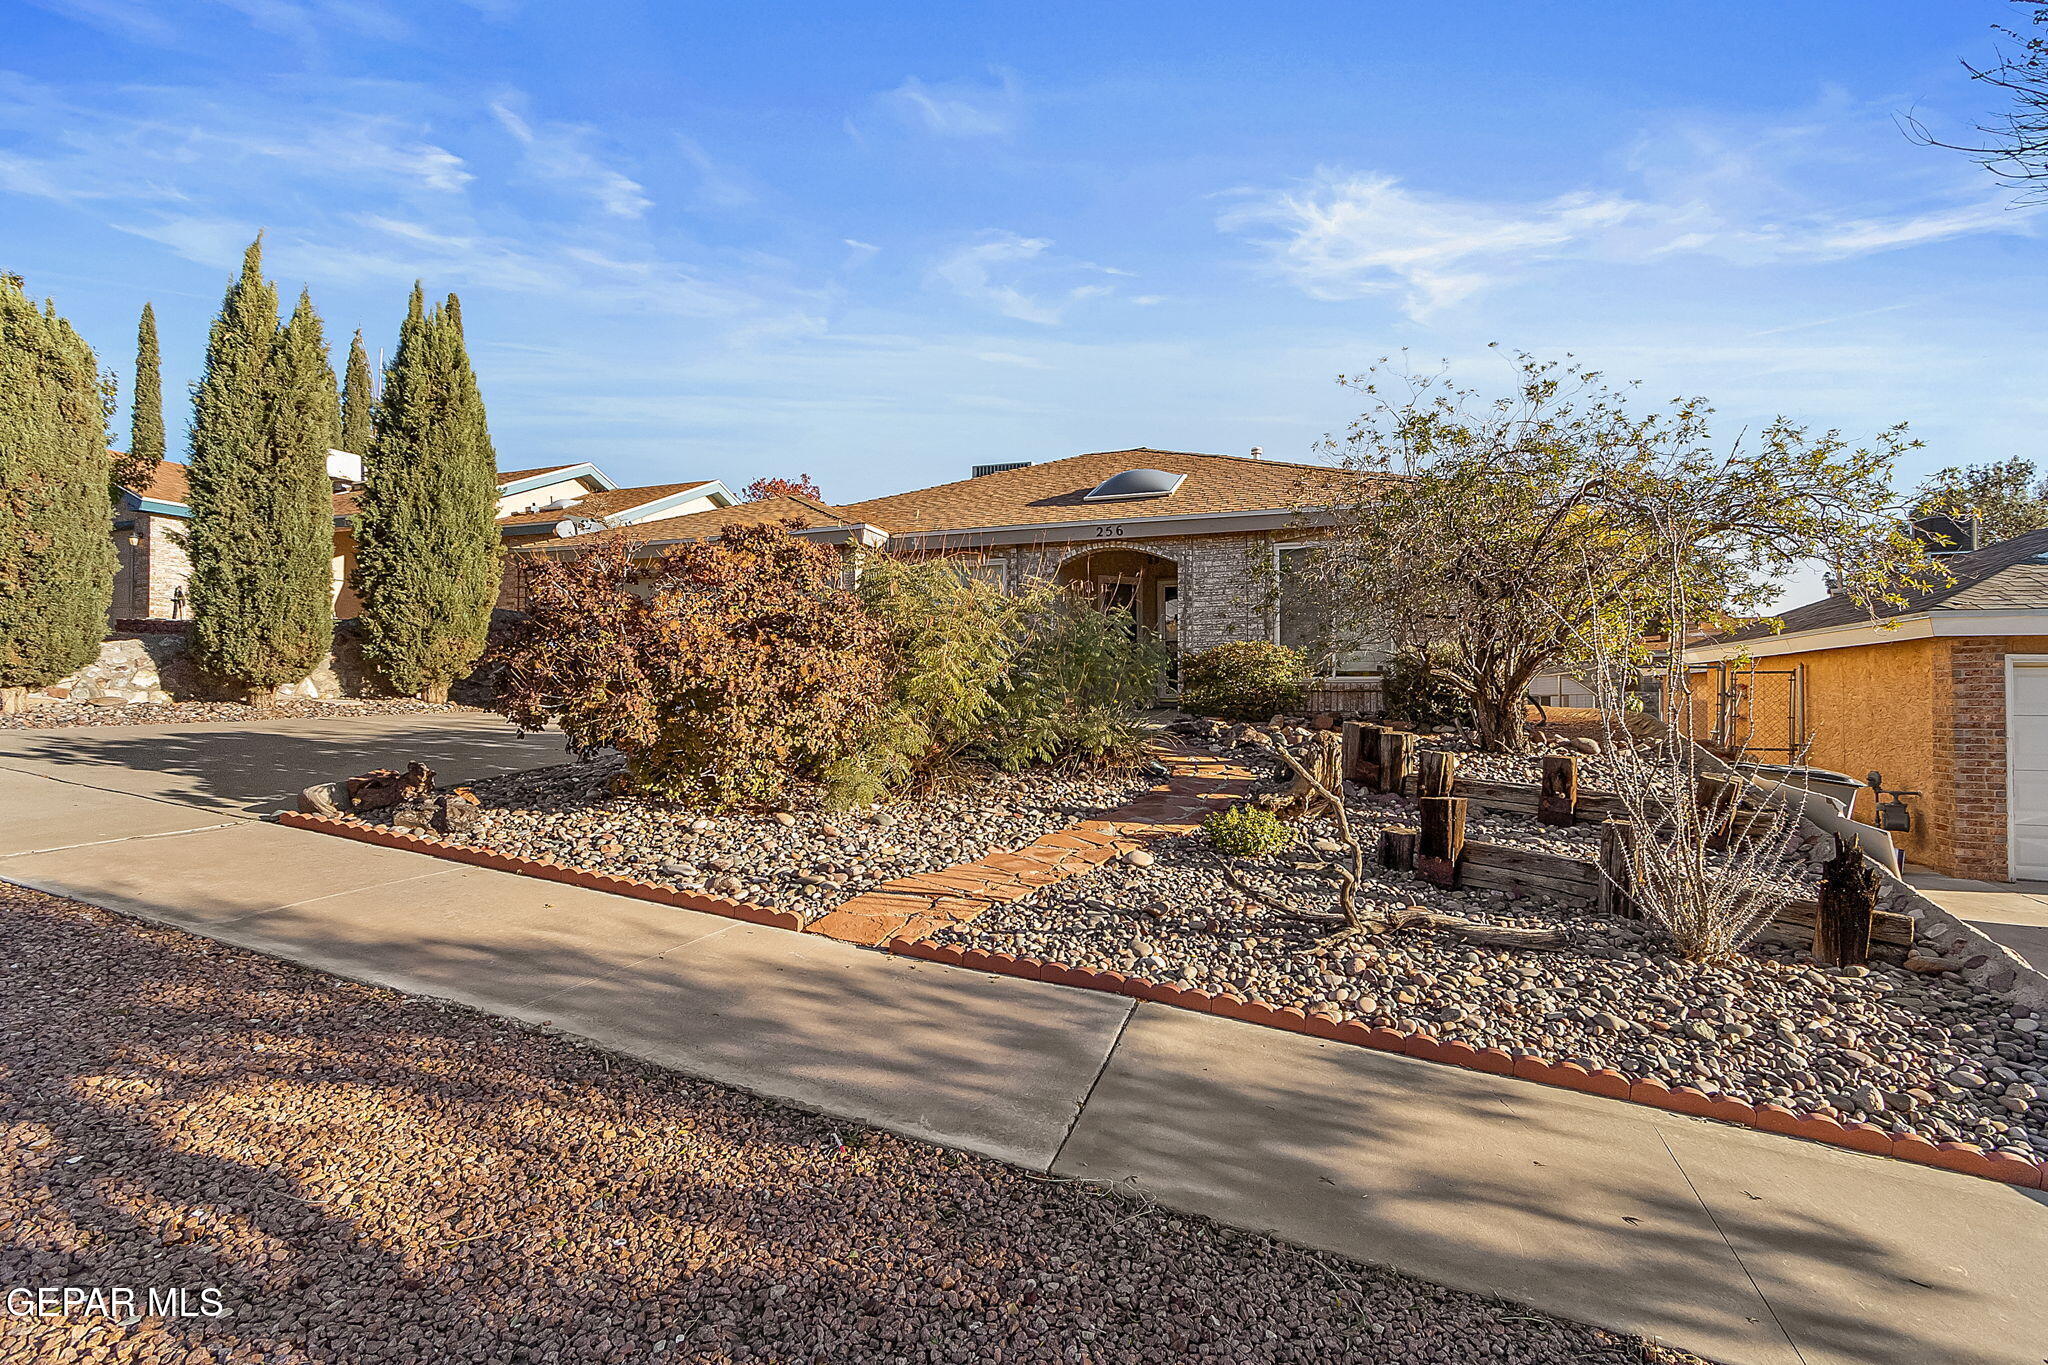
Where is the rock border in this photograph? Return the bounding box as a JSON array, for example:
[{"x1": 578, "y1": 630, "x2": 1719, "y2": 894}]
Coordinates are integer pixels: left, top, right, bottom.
[
  {"x1": 274, "y1": 811, "x2": 805, "y2": 931},
  {"x1": 272, "y1": 749, "x2": 2047, "y2": 1191}
]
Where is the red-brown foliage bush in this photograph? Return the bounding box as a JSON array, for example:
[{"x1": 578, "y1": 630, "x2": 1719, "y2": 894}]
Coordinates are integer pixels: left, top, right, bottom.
[{"x1": 495, "y1": 525, "x2": 889, "y2": 806}]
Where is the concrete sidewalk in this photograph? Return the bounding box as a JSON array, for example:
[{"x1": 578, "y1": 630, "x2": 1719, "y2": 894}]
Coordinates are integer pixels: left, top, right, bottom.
[{"x1": 3, "y1": 719, "x2": 2044, "y2": 1365}]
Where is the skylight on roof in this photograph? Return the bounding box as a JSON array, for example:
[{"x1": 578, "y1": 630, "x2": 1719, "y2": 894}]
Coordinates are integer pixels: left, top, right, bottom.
[{"x1": 1082, "y1": 468, "x2": 1185, "y2": 502}]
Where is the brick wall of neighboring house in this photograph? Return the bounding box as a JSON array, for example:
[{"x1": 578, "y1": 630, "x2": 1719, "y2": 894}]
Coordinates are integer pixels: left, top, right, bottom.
[
  {"x1": 1928, "y1": 634, "x2": 2048, "y2": 881},
  {"x1": 112, "y1": 512, "x2": 192, "y2": 620}
]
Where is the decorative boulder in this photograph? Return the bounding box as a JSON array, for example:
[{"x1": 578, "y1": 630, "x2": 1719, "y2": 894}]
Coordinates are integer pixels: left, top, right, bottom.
[
  {"x1": 297, "y1": 782, "x2": 349, "y2": 816},
  {"x1": 346, "y1": 761, "x2": 437, "y2": 812}
]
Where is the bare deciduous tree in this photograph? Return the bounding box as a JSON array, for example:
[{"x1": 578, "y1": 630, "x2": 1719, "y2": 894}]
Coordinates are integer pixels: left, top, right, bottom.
[
  {"x1": 1307, "y1": 349, "x2": 1947, "y2": 752},
  {"x1": 1906, "y1": 2, "x2": 2048, "y2": 203}
]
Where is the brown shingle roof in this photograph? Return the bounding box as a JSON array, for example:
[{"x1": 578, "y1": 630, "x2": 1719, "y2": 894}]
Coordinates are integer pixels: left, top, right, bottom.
[
  {"x1": 120, "y1": 459, "x2": 190, "y2": 506},
  {"x1": 1718, "y1": 528, "x2": 2048, "y2": 644},
  {"x1": 834, "y1": 447, "x2": 1368, "y2": 534},
  {"x1": 498, "y1": 482, "x2": 716, "y2": 528},
  {"x1": 515, "y1": 494, "x2": 855, "y2": 550}
]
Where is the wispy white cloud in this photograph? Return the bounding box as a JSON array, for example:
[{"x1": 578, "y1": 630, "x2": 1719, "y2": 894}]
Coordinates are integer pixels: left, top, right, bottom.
[
  {"x1": 1220, "y1": 173, "x2": 1637, "y2": 314},
  {"x1": 489, "y1": 96, "x2": 649, "y2": 218},
  {"x1": 34, "y1": 0, "x2": 408, "y2": 49},
  {"x1": 876, "y1": 69, "x2": 1022, "y2": 139},
  {"x1": 1223, "y1": 111, "x2": 2042, "y2": 317},
  {"x1": 27, "y1": 0, "x2": 178, "y2": 43},
  {"x1": 928, "y1": 230, "x2": 1127, "y2": 324},
  {"x1": 0, "y1": 74, "x2": 470, "y2": 202},
  {"x1": 674, "y1": 134, "x2": 755, "y2": 210}
]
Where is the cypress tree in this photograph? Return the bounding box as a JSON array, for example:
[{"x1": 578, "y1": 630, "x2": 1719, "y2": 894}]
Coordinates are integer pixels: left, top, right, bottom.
[
  {"x1": 340, "y1": 329, "x2": 373, "y2": 455},
  {"x1": 355, "y1": 284, "x2": 503, "y2": 701},
  {"x1": 186, "y1": 240, "x2": 333, "y2": 699},
  {"x1": 0, "y1": 273, "x2": 117, "y2": 712},
  {"x1": 114, "y1": 301, "x2": 164, "y2": 493}
]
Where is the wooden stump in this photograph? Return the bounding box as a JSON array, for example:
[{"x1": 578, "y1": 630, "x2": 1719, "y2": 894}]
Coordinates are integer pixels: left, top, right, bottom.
[
  {"x1": 1377, "y1": 729, "x2": 1417, "y2": 794},
  {"x1": 1416, "y1": 750, "x2": 1458, "y2": 799},
  {"x1": 1597, "y1": 820, "x2": 1638, "y2": 919},
  {"x1": 1538, "y1": 754, "x2": 1579, "y2": 825},
  {"x1": 1352, "y1": 724, "x2": 1386, "y2": 789},
  {"x1": 1814, "y1": 838, "x2": 1878, "y2": 967},
  {"x1": 1341, "y1": 721, "x2": 1371, "y2": 785},
  {"x1": 1416, "y1": 796, "x2": 1466, "y2": 888},
  {"x1": 1377, "y1": 826, "x2": 1417, "y2": 871},
  {"x1": 1695, "y1": 773, "x2": 1740, "y2": 852}
]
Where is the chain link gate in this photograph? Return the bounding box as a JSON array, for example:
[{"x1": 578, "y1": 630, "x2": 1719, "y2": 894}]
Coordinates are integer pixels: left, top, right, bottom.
[{"x1": 1682, "y1": 662, "x2": 1805, "y2": 760}]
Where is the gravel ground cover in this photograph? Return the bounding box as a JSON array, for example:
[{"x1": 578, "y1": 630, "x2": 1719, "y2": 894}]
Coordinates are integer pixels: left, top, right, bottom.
[
  {"x1": 0, "y1": 883, "x2": 1704, "y2": 1365},
  {"x1": 362, "y1": 752, "x2": 1153, "y2": 921},
  {"x1": 934, "y1": 817, "x2": 2048, "y2": 1159},
  {"x1": 0, "y1": 698, "x2": 474, "y2": 729}
]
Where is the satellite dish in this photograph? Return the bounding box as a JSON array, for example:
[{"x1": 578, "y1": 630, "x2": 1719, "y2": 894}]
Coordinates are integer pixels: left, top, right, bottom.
[{"x1": 553, "y1": 516, "x2": 606, "y2": 538}]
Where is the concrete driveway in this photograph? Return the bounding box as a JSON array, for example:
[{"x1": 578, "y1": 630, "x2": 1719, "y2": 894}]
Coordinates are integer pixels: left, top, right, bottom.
[{"x1": 0, "y1": 710, "x2": 568, "y2": 822}]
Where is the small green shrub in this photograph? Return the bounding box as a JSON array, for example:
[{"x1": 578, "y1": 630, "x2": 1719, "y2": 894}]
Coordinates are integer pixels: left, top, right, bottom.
[
  {"x1": 824, "y1": 563, "x2": 1166, "y2": 806},
  {"x1": 1203, "y1": 803, "x2": 1291, "y2": 857},
  {"x1": 1180, "y1": 641, "x2": 1310, "y2": 721},
  {"x1": 979, "y1": 585, "x2": 1166, "y2": 771},
  {"x1": 1380, "y1": 648, "x2": 1474, "y2": 728}
]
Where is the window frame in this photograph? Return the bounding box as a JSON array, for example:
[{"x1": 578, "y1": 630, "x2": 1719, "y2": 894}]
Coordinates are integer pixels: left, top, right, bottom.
[{"x1": 1271, "y1": 541, "x2": 1383, "y2": 681}]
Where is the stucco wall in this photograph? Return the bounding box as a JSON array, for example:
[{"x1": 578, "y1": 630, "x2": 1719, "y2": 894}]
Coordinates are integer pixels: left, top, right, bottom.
[
  {"x1": 1791, "y1": 636, "x2": 1942, "y2": 865},
  {"x1": 1762, "y1": 632, "x2": 2048, "y2": 881}
]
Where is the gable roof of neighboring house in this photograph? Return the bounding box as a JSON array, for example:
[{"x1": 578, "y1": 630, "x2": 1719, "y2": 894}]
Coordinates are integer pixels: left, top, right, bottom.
[
  {"x1": 515, "y1": 492, "x2": 866, "y2": 551},
  {"x1": 119, "y1": 459, "x2": 689, "y2": 525},
  {"x1": 1714, "y1": 528, "x2": 2048, "y2": 647},
  {"x1": 497, "y1": 480, "x2": 731, "y2": 531},
  {"x1": 834, "y1": 447, "x2": 1369, "y2": 534}
]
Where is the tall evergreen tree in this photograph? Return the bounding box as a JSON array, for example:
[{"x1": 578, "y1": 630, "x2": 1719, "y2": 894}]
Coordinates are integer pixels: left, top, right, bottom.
[
  {"x1": 355, "y1": 284, "x2": 503, "y2": 701},
  {"x1": 340, "y1": 329, "x2": 373, "y2": 455},
  {"x1": 115, "y1": 301, "x2": 165, "y2": 493},
  {"x1": 0, "y1": 272, "x2": 117, "y2": 712},
  {"x1": 185, "y1": 239, "x2": 333, "y2": 699}
]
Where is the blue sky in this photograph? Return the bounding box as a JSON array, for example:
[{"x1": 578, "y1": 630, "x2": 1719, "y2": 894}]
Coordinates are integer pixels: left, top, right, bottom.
[{"x1": 6, "y1": 0, "x2": 2044, "y2": 518}]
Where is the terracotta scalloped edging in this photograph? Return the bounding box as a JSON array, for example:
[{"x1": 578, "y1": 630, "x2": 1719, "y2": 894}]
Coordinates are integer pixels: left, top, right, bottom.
[
  {"x1": 878, "y1": 937, "x2": 2047, "y2": 1191},
  {"x1": 275, "y1": 811, "x2": 804, "y2": 931},
  {"x1": 272, "y1": 785, "x2": 2045, "y2": 1191}
]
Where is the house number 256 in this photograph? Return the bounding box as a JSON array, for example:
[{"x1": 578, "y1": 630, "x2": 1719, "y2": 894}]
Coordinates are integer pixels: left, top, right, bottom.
[{"x1": 1092, "y1": 524, "x2": 1127, "y2": 538}]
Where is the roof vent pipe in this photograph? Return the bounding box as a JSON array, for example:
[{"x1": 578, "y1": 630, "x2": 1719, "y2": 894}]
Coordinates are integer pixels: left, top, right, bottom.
[{"x1": 1249, "y1": 447, "x2": 1263, "y2": 460}]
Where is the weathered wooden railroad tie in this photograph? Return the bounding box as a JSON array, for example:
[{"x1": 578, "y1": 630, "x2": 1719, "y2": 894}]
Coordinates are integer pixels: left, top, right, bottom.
[{"x1": 1337, "y1": 722, "x2": 1903, "y2": 966}]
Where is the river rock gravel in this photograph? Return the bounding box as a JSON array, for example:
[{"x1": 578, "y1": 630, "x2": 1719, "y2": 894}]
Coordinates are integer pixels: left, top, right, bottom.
[
  {"x1": 0, "y1": 697, "x2": 474, "y2": 729},
  {"x1": 933, "y1": 824, "x2": 2048, "y2": 1157},
  {"x1": 368, "y1": 752, "x2": 1152, "y2": 921},
  {"x1": 0, "y1": 883, "x2": 1704, "y2": 1365}
]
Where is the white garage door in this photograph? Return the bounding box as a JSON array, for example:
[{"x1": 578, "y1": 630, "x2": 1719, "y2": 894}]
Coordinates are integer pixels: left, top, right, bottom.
[{"x1": 2008, "y1": 661, "x2": 2048, "y2": 878}]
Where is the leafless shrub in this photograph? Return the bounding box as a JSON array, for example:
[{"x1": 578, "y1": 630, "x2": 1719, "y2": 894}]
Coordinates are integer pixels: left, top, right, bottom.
[{"x1": 1568, "y1": 535, "x2": 1811, "y2": 963}]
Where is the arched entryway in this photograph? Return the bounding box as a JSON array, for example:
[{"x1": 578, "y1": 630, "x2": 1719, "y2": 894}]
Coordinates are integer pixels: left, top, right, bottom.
[{"x1": 1055, "y1": 548, "x2": 1180, "y2": 663}]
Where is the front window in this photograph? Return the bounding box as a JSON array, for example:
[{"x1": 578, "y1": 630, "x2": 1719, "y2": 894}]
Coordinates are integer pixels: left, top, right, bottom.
[{"x1": 1275, "y1": 545, "x2": 1383, "y2": 678}]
